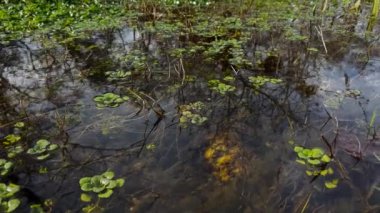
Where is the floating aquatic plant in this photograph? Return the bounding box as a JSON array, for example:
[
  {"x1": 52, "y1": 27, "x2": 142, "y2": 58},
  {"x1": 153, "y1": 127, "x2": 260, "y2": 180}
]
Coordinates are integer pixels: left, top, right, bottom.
[
  {"x1": 105, "y1": 70, "x2": 131, "y2": 81},
  {"x1": 6, "y1": 146, "x2": 24, "y2": 159},
  {"x1": 0, "y1": 159, "x2": 13, "y2": 176},
  {"x1": 325, "y1": 179, "x2": 339, "y2": 189},
  {"x1": 13, "y1": 122, "x2": 24, "y2": 128},
  {"x1": 208, "y1": 79, "x2": 236, "y2": 95},
  {"x1": 0, "y1": 183, "x2": 20, "y2": 212},
  {"x1": 179, "y1": 101, "x2": 208, "y2": 128},
  {"x1": 248, "y1": 75, "x2": 282, "y2": 91},
  {"x1": 79, "y1": 171, "x2": 124, "y2": 202},
  {"x1": 3, "y1": 134, "x2": 21, "y2": 145},
  {"x1": 27, "y1": 139, "x2": 58, "y2": 160},
  {"x1": 294, "y1": 145, "x2": 339, "y2": 189},
  {"x1": 93, "y1": 93, "x2": 130, "y2": 109},
  {"x1": 121, "y1": 50, "x2": 148, "y2": 72}
]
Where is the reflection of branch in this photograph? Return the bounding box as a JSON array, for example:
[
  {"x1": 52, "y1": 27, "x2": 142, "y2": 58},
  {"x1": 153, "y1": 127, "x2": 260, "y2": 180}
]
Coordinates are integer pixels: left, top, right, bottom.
[
  {"x1": 321, "y1": 135, "x2": 334, "y2": 158},
  {"x1": 232, "y1": 66, "x2": 300, "y2": 123},
  {"x1": 137, "y1": 116, "x2": 163, "y2": 157}
]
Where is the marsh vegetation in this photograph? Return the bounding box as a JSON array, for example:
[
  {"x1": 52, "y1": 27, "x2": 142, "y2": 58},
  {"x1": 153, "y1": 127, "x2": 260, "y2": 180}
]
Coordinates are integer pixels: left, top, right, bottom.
[{"x1": 0, "y1": 0, "x2": 380, "y2": 212}]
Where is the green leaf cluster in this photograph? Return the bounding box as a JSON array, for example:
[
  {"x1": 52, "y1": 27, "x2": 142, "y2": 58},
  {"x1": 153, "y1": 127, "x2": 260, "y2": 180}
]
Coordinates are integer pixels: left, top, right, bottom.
[
  {"x1": 120, "y1": 50, "x2": 148, "y2": 73},
  {"x1": 0, "y1": 0, "x2": 124, "y2": 42},
  {"x1": 0, "y1": 183, "x2": 20, "y2": 212},
  {"x1": 93, "y1": 93, "x2": 130, "y2": 109},
  {"x1": 13, "y1": 122, "x2": 25, "y2": 128},
  {"x1": 5, "y1": 146, "x2": 24, "y2": 159},
  {"x1": 105, "y1": 70, "x2": 132, "y2": 81},
  {"x1": 204, "y1": 39, "x2": 251, "y2": 67},
  {"x1": 27, "y1": 139, "x2": 58, "y2": 160},
  {"x1": 0, "y1": 159, "x2": 13, "y2": 176},
  {"x1": 3, "y1": 134, "x2": 24, "y2": 158},
  {"x1": 294, "y1": 146, "x2": 339, "y2": 189},
  {"x1": 208, "y1": 79, "x2": 236, "y2": 95},
  {"x1": 79, "y1": 171, "x2": 124, "y2": 202},
  {"x1": 179, "y1": 101, "x2": 208, "y2": 127},
  {"x1": 248, "y1": 76, "x2": 282, "y2": 90},
  {"x1": 3, "y1": 135, "x2": 21, "y2": 145}
]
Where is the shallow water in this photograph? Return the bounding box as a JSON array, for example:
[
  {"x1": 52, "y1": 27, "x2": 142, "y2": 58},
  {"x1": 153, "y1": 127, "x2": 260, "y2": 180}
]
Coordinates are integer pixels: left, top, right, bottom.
[{"x1": 1, "y1": 14, "x2": 380, "y2": 213}]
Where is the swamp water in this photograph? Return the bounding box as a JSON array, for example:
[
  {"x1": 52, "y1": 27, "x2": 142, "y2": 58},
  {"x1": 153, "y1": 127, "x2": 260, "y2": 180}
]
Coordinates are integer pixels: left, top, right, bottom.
[{"x1": 1, "y1": 2, "x2": 380, "y2": 213}]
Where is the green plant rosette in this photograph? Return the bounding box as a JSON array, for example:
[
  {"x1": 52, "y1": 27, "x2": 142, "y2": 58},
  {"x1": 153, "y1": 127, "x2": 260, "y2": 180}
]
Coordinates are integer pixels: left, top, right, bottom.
[
  {"x1": 0, "y1": 198, "x2": 20, "y2": 212},
  {"x1": 93, "y1": 93, "x2": 129, "y2": 108},
  {"x1": 0, "y1": 159, "x2": 13, "y2": 176},
  {"x1": 27, "y1": 139, "x2": 58, "y2": 160},
  {"x1": 79, "y1": 171, "x2": 124, "y2": 199},
  {"x1": 0, "y1": 183, "x2": 19, "y2": 199}
]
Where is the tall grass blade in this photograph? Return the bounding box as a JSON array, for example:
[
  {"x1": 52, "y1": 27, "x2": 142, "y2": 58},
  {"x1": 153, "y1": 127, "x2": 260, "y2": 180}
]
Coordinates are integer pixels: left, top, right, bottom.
[
  {"x1": 369, "y1": 109, "x2": 377, "y2": 128},
  {"x1": 367, "y1": 0, "x2": 380, "y2": 31}
]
